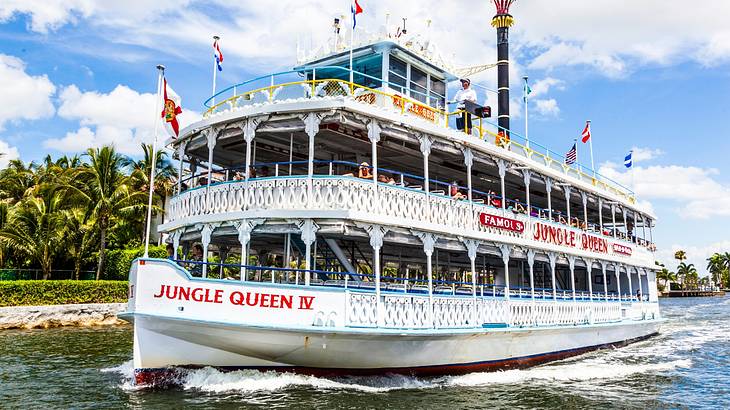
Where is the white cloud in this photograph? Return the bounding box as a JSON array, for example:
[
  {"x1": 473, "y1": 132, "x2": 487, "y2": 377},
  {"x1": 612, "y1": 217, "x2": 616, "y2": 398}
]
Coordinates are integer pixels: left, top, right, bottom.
[
  {"x1": 0, "y1": 54, "x2": 56, "y2": 130},
  {"x1": 655, "y1": 241, "x2": 730, "y2": 277},
  {"x1": 631, "y1": 147, "x2": 664, "y2": 162},
  {"x1": 45, "y1": 84, "x2": 199, "y2": 155},
  {"x1": 529, "y1": 77, "x2": 564, "y2": 98},
  {"x1": 599, "y1": 161, "x2": 730, "y2": 219},
  {"x1": 0, "y1": 139, "x2": 20, "y2": 168},
  {"x1": 534, "y1": 98, "x2": 560, "y2": 117},
  {"x1": 0, "y1": 0, "x2": 94, "y2": 33}
]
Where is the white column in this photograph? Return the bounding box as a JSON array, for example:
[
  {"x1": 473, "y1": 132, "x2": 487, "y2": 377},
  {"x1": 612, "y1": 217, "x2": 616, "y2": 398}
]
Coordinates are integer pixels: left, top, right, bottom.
[
  {"x1": 200, "y1": 223, "x2": 215, "y2": 278},
  {"x1": 463, "y1": 148, "x2": 474, "y2": 203},
  {"x1": 368, "y1": 120, "x2": 381, "y2": 196},
  {"x1": 462, "y1": 239, "x2": 479, "y2": 326},
  {"x1": 171, "y1": 230, "x2": 182, "y2": 260},
  {"x1": 497, "y1": 159, "x2": 507, "y2": 211},
  {"x1": 633, "y1": 211, "x2": 638, "y2": 243},
  {"x1": 548, "y1": 252, "x2": 557, "y2": 300},
  {"x1": 499, "y1": 244, "x2": 511, "y2": 299},
  {"x1": 567, "y1": 255, "x2": 576, "y2": 300},
  {"x1": 546, "y1": 178, "x2": 553, "y2": 221},
  {"x1": 598, "y1": 198, "x2": 604, "y2": 233},
  {"x1": 611, "y1": 204, "x2": 617, "y2": 238},
  {"x1": 581, "y1": 192, "x2": 588, "y2": 229},
  {"x1": 623, "y1": 209, "x2": 629, "y2": 240},
  {"x1": 415, "y1": 231, "x2": 436, "y2": 328},
  {"x1": 564, "y1": 185, "x2": 572, "y2": 222},
  {"x1": 176, "y1": 143, "x2": 185, "y2": 195},
  {"x1": 302, "y1": 113, "x2": 322, "y2": 207},
  {"x1": 299, "y1": 219, "x2": 319, "y2": 286},
  {"x1": 523, "y1": 170, "x2": 532, "y2": 220},
  {"x1": 204, "y1": 128, "x2": 217, "y2": 209},
  {"x1": 365, "y1": 224, "x2": 388, "y2": 327},
  {"x1": 614, "y1": 264, "x2": 621, "y2": 300},
  {"x1": 234, "y1": 219, "x2": 263, "y2": 282},
  {"x1": 627, "y1": 267, "x2": 633, "y2": 301},
  {"x1": 527, "y1": 249, "x2": 536, "y2": 300},
  {"x1": 419, "y1": 135, "x2": 432, "y2": 202},
  {"x1": 638, "y1": 269, "x2": 644, "y2": 302}
]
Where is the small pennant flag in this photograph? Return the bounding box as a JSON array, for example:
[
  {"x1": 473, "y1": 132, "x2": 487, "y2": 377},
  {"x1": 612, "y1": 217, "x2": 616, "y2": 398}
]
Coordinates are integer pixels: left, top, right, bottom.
[
  {"x1": 624, "y1": 151, "x2": 633, "y2": 168},
  {"x1": 213, "y1": 38, "x2": 223, "y2": 71},
  {"x1": 161, "y1": 77, "x2": 182, "y2": 138},
  {"x1": 581, "y1": 121, "x2": 591, "y2": 143},
  {"x1": 565, "y1": 142, "x2": 577, "y2": 165},
  {"x1": 351, "y1": 0, "x2": 363, "y2": 29},
  {"x1": 523, "y1": 78, "x2": 531, "y2": 102}
]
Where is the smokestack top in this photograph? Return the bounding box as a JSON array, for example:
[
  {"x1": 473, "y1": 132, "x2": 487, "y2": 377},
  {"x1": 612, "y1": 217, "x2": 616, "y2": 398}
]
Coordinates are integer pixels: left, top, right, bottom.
[{"x1": 491, "y1": 14, "x2": 514, "y2": 28}]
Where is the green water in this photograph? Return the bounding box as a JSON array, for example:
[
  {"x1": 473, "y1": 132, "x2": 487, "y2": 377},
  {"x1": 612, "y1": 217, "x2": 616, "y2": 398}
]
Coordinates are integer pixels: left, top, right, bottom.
[{"x1": 1, "y1": 297, "x2": 728, "y2": 409}]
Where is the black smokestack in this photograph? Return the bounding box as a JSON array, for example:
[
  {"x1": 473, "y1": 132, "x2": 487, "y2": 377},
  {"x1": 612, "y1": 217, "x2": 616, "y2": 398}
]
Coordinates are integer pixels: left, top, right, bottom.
[{"x1": 491, "y1": 1, "x2": 515, "y2": 136}]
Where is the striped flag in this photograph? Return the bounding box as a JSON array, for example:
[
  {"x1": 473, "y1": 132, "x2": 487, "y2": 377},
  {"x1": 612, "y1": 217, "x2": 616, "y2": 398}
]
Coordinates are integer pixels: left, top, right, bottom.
[
  {"x1": 351, "y1": 0, "x2": 363, "y2": 29},
  {"x1": 565, "y1": 142, "x2": 577, "y2": 165},
  {"x1": 213, "y1": 38, "x2": 223, "y2": 71},
  {"x1": 624, "y1": 151, "x2": 633, "y2": 168},
  {"x1": 581, "y1": 121, "x2": 591, "y2": 143}
]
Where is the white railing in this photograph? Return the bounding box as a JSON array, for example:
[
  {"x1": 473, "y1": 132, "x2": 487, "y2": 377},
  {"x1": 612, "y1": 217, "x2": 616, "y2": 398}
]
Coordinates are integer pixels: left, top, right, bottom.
[
  {"x1": 166, "y1": 176, "x2": 649, "y2": 260},
  {"x1": 345, "y1": 292, "x2": 624, "y2": 330}
]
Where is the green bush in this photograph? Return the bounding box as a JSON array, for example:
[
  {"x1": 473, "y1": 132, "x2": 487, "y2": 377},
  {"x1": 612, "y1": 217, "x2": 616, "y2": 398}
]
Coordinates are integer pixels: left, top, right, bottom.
[
  {"x1": 0, "y1": 280, "x2": 128, "y2": 307},
  {"x1": 104, "y1": 245, "x2": 167, "y2": 280}
]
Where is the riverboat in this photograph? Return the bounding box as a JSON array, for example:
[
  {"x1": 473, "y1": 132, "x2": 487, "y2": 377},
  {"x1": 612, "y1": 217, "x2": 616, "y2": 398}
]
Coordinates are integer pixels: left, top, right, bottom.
[{"x1": 120, "y1": 4, "x2": 662, "y2": 386}]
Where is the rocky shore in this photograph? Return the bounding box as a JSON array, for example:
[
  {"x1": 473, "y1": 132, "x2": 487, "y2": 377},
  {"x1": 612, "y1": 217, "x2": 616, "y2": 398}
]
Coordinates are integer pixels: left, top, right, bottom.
[{"x1": 0, "y1": 303, "x2": 127, "y2": 329}]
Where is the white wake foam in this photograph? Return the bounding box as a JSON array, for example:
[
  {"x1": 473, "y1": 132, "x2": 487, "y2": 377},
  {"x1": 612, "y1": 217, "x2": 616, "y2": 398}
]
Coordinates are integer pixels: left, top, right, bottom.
[
  {"x1": 182, "y1": 368, "x2": 430, "y2": 393},
  {"x1": 444, "y1": 358, "x2": 691, "y2": 387}
]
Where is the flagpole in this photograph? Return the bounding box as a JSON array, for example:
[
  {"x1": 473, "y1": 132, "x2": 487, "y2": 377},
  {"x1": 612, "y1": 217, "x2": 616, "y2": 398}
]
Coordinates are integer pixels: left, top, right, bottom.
[
  {"x1": 587, "y1": 120, "x2": 595, "y2": 178},
  {"x1": 143, "y1": 65, "x2": 165, "y2": 258},
  {"x1": 212, "y1": 35, "x2": 219, "y2": 106},
  {"x1": 523, "y1": 76, "x2": 529, "y2": 149},
  {"x1": 349, "y1": 5, "x2": 355, "y2": 85},
  {"x1": 574, "y1": 138, "x2": 578, "y2": 171}
]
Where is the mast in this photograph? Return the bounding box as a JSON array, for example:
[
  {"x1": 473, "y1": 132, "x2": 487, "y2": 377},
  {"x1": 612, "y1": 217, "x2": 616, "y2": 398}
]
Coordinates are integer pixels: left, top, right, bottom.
[{"x1": 492, "y1": 0, "x2": 516, "y2": 136}]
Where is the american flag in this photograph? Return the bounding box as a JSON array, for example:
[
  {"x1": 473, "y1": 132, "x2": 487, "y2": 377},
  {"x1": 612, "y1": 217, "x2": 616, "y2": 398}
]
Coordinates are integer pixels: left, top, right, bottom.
[{"x1": 565, "y1": 142, "x2": 577, "y2": 165}]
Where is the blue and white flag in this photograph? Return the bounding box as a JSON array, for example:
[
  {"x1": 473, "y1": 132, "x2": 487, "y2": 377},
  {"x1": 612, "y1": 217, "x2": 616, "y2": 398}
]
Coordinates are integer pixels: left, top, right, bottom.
[{"x1": 624, "y1": 151, "x2": 633, "y2": 168}]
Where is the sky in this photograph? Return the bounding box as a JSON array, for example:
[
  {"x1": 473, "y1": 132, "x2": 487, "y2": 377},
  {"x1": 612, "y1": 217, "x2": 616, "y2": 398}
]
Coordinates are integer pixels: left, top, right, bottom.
[{"x1": 0, "y1": 0, "x2": 729, "y2": 275}]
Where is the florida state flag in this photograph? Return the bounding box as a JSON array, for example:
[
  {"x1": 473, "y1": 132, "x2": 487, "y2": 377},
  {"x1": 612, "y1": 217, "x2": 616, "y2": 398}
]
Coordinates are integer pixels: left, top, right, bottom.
[{"x1": 161, "y1": 77, "x2": 182, "y2": 138}]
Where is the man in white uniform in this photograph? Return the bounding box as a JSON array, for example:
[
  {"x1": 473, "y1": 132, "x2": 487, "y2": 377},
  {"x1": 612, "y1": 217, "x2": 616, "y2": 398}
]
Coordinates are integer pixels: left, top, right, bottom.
[{"x1": 453, "y1": 78, "x2": 477, "y2": 134}]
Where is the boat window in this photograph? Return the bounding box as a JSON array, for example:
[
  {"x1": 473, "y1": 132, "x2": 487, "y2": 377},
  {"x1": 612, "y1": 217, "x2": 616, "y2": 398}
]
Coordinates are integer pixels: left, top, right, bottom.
[
  {"x1": 388, "y1": 57, "x2": 408, "y2": 94},
  {"x1": 430, "y1": 77, "x2": 446, "y2": 109},
  {"x1": 410, "y1": 67, "x2": 428, "y2": 103}
]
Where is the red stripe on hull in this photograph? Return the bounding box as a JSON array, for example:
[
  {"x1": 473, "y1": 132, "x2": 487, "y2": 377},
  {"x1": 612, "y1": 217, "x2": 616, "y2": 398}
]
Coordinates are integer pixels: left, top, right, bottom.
[{"x1": 134, "y1": 332, "x2": 658, "y2": 388}]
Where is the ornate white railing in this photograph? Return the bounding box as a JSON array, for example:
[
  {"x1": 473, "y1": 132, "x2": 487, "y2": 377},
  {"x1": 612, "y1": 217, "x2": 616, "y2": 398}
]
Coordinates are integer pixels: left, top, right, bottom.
[
  {"x1": 165, "y1": 176, "x2": 649, "y2": 260},
  {"x1": 345, "y1": 291, "x2": 624, "y2": 330}
]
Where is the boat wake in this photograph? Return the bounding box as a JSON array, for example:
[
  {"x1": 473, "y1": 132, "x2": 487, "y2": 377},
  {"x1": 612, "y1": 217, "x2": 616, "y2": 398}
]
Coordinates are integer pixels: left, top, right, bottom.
[{"x1": 103, "y1": 355, "x2": 690, "y2": 393}]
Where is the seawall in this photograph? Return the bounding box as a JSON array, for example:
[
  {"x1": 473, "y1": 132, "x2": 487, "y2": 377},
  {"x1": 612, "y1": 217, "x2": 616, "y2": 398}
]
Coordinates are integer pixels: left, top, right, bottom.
[{"x1": 0, "y1": 303, "x2": 127, "y2": 329}]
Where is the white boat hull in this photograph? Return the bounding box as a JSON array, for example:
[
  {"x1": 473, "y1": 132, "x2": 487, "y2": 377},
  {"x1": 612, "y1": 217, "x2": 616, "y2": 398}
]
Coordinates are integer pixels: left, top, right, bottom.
[{"x1": 121, "y1": 259, "x2": 662, "y2": 385}]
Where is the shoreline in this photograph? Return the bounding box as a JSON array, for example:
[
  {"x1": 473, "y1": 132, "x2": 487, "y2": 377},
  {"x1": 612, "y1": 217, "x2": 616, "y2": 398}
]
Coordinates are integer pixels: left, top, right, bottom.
[{"x1": 0, "y1": 303, "x2": 127, "y2": 330}]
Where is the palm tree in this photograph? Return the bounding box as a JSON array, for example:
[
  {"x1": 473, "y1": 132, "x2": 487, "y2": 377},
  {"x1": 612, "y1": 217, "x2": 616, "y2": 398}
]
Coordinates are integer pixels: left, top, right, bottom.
[
  {"x1": 0, "y1": 188, "x2": 68, "y2": 279},
  {"x1": 676, "y1": 262, "x2": 698, "y2": 290},
  {"x1": 706, "y1": 253, "x2": 726, "y2": 289},
  {"x1": 127, "y1": 144, "x2": 177, "y2": 242},
  {"x1": 656, "y1": 267, "x2": 676, "y2": 291},
  {"x1": 77, "y1": 147, "x2": 145, "y2": 280},
  {"x1": 674, "y1": 250, "x2": 687, "y2": 262},
  {"x1": 63, "y1": 208, "x2": 97, "y2": 280}
]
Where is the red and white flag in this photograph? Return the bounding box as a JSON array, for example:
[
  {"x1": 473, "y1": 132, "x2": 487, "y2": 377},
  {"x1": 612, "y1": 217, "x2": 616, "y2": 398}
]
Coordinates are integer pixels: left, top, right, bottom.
[
  {"x1": 161, "y1": 77, "x2": 182, "y2": 138},
  {"x1": 581, "y1": 121, "x2": 591, "y2": 143}
]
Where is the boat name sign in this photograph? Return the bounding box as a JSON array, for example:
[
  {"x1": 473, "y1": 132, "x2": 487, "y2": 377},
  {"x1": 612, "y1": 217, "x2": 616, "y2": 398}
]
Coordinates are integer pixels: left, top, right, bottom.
[
  {"x1": 532, "y1": 222, "x2": 625, "y2": 255},
  {"x1": 151, "y1": 284, "x2": 316, "y2": 310}
]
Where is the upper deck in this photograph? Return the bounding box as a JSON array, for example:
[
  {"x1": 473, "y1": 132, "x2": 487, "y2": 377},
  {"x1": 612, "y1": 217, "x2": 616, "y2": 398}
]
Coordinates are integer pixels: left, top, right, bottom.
[{"x1": 163, "y1": 34, "x2": 657, "y2": 275}]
